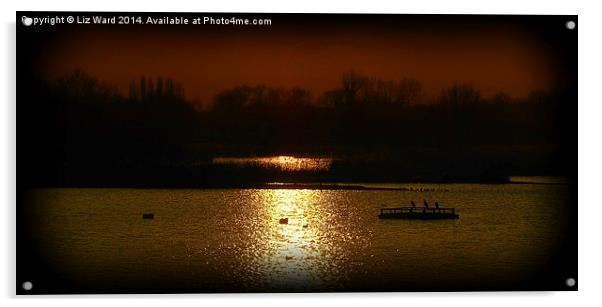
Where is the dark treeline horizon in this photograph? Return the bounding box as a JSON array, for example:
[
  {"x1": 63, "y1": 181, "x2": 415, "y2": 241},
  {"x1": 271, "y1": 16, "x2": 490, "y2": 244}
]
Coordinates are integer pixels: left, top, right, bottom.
[
  {"x1": 128, "y1": 71, "x2": 556, "y2": 108},
  {"x1": 21, "y1": 70, "x2": 575, "y2": 187}
]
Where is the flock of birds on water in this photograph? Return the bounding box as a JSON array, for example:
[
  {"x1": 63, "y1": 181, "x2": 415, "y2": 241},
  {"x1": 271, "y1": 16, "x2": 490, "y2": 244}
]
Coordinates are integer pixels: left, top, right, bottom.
[{"x1": 400, "y1": 187, "x2": 450, "y2": 192}]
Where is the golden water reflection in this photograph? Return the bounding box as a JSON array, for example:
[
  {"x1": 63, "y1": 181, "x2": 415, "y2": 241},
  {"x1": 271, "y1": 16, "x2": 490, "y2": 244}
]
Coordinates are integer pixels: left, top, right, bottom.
[
  {"x1": 26, "y1": 186, "x2": 568, "y2": 291},
  {"x1": 212, "y1": 156, "x2": 332, "y2": 171},
  {"x1": 243, "y1": 189, "x2": 348, "y2": 290}
]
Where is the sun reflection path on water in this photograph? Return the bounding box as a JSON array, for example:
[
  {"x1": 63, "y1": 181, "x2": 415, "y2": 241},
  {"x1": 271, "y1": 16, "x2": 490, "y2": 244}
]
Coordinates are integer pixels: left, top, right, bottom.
[
  {"x1": 245, "y1": 189, "x2": 347, "y2": 290},
  {"x1": 212, "y1": 156, "x2": 332, "y2": 171}
]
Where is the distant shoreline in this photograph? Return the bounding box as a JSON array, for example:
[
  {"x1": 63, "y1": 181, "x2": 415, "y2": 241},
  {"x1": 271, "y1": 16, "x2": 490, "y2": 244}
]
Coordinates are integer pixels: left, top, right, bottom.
[{"x1": 28, "y1": 179, "x2": 571, "y2": 191}]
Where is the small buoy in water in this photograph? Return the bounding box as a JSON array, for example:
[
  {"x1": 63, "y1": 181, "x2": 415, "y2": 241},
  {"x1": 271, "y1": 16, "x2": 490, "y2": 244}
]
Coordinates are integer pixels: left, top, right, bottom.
[
  {"x1": 279, "y1": 218, "x2": 288, "y2": 224},
  {"x1": 142, "y1": 213, "x2": 154, "y2": 219},
  {"x1": 303, "y1": 224, "x2": 309, "y2": 228}
]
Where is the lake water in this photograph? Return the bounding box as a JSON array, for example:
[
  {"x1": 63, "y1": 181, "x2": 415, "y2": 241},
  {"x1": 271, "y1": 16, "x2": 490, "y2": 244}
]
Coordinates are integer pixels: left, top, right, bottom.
[
  {"x1": 212, "y1": 156, "x2": 333, "y2": 171},
  {"x1": 25, "y1": 181, "x2": 571, "y2": 292}
]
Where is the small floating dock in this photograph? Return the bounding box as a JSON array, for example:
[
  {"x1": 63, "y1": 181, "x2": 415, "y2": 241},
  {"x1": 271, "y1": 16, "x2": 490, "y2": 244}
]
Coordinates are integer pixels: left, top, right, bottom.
[{"x1": 379, "y1": 207, "x2": 459, "y2": 220}]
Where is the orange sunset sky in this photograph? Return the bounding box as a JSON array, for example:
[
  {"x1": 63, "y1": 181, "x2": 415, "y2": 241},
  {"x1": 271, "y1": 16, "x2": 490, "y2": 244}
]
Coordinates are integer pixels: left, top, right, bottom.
[{"x1": 32, "y1": 15, "x2": 569, "y2": 105}]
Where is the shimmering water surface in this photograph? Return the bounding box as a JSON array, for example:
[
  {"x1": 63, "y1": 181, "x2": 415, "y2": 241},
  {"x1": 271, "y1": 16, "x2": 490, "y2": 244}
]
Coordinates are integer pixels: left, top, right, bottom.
[
  {"x1": 212, "y1": 156, "x2": 333, "y2": 171},
  {"x1": 26, "y1": 181, "x2": 570, "y2": 291}
]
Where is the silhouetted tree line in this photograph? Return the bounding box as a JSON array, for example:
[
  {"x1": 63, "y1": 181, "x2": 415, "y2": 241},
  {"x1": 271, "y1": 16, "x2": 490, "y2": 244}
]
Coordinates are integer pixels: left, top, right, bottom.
[
  {"x1": 205, "y1": 72, "x2": 567, "y2": 153},
  {"x1": 20, "y1": 70, "x2": 574, "y2": 186}
]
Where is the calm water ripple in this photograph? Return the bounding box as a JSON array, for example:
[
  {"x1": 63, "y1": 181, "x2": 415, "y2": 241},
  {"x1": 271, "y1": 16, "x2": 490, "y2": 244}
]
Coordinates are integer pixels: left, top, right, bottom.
[{"x1": 26, "y1": 182, "x2": 570, "y2": 291}]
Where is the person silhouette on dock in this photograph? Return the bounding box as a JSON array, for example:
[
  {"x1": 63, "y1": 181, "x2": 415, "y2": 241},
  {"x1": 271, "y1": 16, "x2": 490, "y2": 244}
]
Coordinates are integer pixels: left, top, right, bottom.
[
  {"x1": 423, "y1": 199, "x2": 429, "y2": 208},
  {"x1": 435, "y1": 201, "x2": 440, "y2": 209}
]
